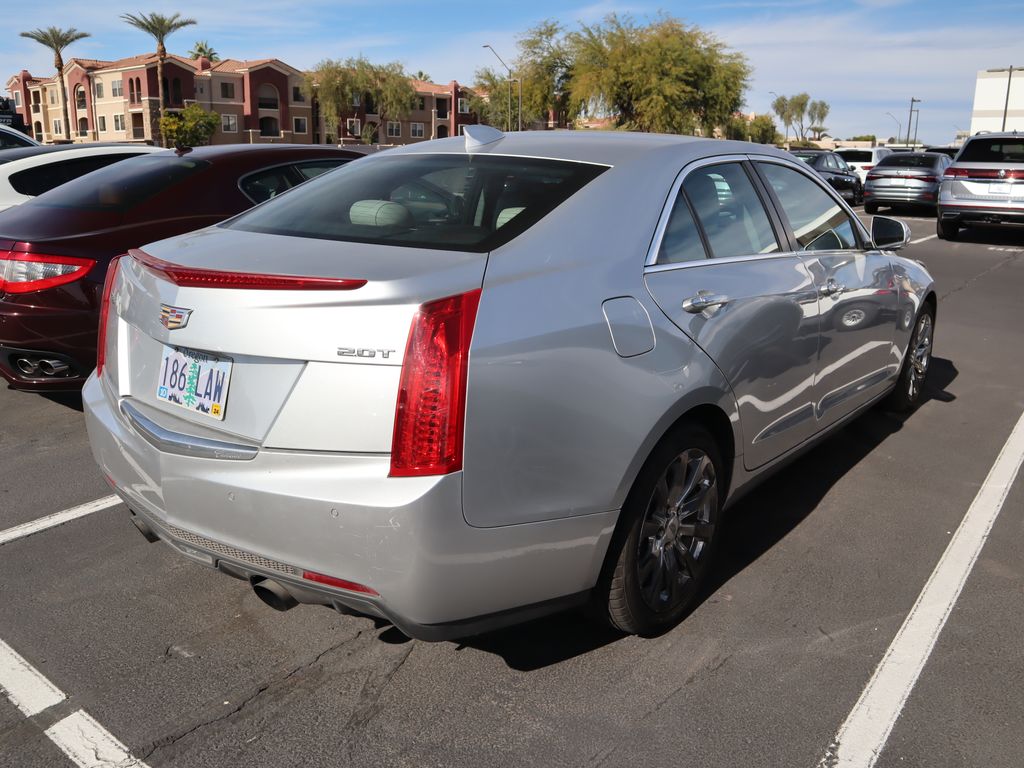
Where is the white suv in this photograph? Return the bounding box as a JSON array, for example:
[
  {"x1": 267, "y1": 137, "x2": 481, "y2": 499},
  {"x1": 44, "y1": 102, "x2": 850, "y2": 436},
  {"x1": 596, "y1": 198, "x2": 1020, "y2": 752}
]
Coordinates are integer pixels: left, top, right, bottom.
[
  {"x1": 835, "y1": 146, "x2": 892, "y2": 184},
  {"x1": 937, "y1": 132, "x2": 1024, "y2": 240}
]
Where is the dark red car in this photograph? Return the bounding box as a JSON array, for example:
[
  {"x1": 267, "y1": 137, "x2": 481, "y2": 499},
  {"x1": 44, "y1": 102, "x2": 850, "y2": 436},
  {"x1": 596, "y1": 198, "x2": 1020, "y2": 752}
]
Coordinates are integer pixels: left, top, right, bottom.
[{"x1": 0, "y1": 144, "x2": 365, "y2": 391}]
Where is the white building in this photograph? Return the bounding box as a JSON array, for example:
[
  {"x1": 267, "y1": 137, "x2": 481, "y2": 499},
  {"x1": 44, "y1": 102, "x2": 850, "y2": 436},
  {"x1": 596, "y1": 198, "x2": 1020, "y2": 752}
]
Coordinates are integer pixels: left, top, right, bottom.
[{"x1": 969, "y1": 68, "x2": 1023, "y2": 133}]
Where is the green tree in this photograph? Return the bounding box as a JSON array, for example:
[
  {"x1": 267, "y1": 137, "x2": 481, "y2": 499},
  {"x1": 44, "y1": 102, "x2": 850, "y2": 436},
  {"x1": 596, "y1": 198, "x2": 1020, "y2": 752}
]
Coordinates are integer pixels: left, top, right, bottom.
[
  {"x1": 789, "y1": 92, "x2": 810, "y2": 139},
  {"x1": 303, "y1": 59, "x2": 358, "y2": 143},
  {"x1": 188, "y1": 40, "x2": 219, "y2": 61},
  {"x1": 565, "y1": 14, "x2": 749, "y2": 135},
  {"x1": 724, "y1": 115, "x2": 748, "y2": 140},
  {"x1": 808, "y1": 99, "x2": 830, "y2": 140},
  {"x1": 353, "y1": 57, "x2": 417, "y2": 144},
  {"x1": 121, "y1": 12, "x2": 197, "y2": 146},
  {"x1": 772, "y1": 95, "x2": 792, "y2": 144},
  {"x1": 849, "y1": 134, "x2": 877, "y2": 142},
  {"x1": 749, "y1": 114, "x2": 777, "y2": 144},
  {"x1": 159, "y1": 103, "x2": 218, "y2": 147},
  {"x1": 411, "y1": 70, "x2": 431, "y2": 82},
  {"x1": 19, "y1": 26, "x2": 90, "y2": 142}
]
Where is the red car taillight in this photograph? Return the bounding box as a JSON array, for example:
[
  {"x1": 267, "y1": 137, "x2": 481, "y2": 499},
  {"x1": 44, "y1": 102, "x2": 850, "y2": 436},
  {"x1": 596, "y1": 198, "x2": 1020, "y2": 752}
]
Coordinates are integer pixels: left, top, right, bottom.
[
  {"x1": 918, "y1": 176, "x2": 938, "y2": 183},
  {"x1": 0, "y1": 250, "x2": 95, "y2": 294},
  {"x1": 130, "y1": 248, "x2": 367, "y2": 291},
  {"x1": 302, "y1": 570, "x2": 379, "y2": 596},
  {"x1": 862, "y1": 165, "x2": 874, "y2": 171},
  {"x1": 944, "y1": 167, "x2": 969, "y2": 178},
  {"x1": 866, "y1": 173, "x2": 882, "y2": 180},
  {"x1": 96, "y1": 255, "x2": 124, "y2": 377},
  {"x1": 390, "y1": 289, "x2": 482, "y2": 478}
]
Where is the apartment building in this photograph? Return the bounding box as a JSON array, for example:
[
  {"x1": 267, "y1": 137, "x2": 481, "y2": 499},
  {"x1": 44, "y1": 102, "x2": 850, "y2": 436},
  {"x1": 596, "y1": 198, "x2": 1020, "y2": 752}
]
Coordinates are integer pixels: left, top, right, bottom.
[{"x1": 7, "y1": 55, "x2": 313, "y2": 145}]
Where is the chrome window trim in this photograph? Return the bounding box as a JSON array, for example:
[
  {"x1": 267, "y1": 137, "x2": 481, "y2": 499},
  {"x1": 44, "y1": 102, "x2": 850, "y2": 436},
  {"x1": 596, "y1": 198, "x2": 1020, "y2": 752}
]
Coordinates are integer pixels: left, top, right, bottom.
[
  {"x1": 644, "y1": 153, "x2": 792, "y2": 271},
  {"x1": 120, "y1": 400, "x2": 259, "y2": 461}
]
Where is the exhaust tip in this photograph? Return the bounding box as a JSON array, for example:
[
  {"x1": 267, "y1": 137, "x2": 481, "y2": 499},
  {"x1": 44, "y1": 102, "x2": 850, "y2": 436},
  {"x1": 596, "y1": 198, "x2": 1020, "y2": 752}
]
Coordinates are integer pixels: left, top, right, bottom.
[
  {"x1": 129, "y1": 513, "x2": 160, "y2": 543},
  {"x1": 15, "y1": 358, "x2": 38, "y2": 375},
  {"x1": 38, "y1": 359, "x2": 70, "y2": 376},
  {"x1": 252, "y1": 579, "x2": 299, "y2": 611}
]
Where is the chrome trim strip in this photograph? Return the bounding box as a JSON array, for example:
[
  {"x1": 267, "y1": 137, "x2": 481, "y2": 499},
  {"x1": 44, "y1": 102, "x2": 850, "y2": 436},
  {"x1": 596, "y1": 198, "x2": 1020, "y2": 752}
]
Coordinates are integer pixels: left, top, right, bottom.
[{"x1": 120, "y1": 400, "x2": 259, "y2": 461}]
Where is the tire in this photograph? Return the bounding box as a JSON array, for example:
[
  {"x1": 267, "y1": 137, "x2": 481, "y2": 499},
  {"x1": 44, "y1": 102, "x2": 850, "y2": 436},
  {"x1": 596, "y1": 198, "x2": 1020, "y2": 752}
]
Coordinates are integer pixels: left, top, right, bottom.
[
  {"x1": 885, "y1": 304, "x2": 934, "y2": 412},
  {"x1": 864, "y1": 202, "x2": 879, "y2": 215},
  {"x1": 937, "y1": 219, "x2": 958, "y2": 240},
  {"x1": 600, "y1": 422, "x2": 724, "y2": 635}
]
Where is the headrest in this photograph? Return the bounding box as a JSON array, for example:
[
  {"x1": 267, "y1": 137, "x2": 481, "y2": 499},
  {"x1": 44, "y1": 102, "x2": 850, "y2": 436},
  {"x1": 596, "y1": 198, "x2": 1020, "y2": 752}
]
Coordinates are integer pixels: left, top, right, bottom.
[{"x1": 349, "y1": 200, "x2": 413, "y2": 227}]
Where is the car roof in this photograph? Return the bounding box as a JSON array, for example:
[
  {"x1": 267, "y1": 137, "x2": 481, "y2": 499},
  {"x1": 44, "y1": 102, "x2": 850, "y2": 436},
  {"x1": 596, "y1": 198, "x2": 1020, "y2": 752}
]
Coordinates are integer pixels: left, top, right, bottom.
[
  {"x1": 0, "y1": 144, "x2": 165, "y2": 172},
  {"x1": 379, "y1": 130, "x2": 792, "y2": 168},
  {"x1": 0, "y1": 143, "x2": 155, "y2": 165},
  {"x1": 168, "y1": 143, "x2": 370, "y2": 160}
]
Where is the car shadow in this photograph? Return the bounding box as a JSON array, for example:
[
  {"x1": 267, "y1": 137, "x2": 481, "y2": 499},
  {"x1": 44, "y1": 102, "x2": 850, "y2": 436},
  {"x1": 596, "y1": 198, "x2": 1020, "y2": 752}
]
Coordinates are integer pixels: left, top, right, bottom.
[
  {"x1": 452, "y1": 357, "x2": 958, "y2": 671},
  {"x1": 950, "y1": 226, "x2": 1024, "y2": 247},
  {"x1": 39, "y1": 390, "x2": 84, "y2": 412}
]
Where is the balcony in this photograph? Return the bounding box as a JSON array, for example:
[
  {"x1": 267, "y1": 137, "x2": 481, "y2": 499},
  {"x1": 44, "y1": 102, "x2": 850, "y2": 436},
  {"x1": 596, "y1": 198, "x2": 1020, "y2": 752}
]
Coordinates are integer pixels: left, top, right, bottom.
[
  {"x1": 132, "y1": 127, "x2": 145, "y2": 140},
  {"x1": 257, "y1": 98, "x2": 279, "y2": 110}
]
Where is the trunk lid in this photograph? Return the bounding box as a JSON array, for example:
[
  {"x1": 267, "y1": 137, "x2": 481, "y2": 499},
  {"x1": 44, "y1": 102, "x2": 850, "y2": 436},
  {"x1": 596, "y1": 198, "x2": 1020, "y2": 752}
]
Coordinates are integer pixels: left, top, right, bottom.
[{"x1": 109, "y1": 226, "x2": 487, "y2": 453}]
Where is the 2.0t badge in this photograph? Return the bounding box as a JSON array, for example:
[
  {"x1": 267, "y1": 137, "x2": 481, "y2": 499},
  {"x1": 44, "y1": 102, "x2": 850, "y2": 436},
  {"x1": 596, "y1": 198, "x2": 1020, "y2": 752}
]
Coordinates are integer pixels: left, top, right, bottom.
[{"x1": 159, "y1": 304, "x2": 193, "y2": 330}]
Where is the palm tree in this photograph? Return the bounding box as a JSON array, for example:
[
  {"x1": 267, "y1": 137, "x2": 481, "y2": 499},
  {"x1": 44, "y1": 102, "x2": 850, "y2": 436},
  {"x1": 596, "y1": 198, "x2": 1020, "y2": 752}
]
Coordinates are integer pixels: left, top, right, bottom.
[
  {"x1": 188, "y1": 40, "x2": 219, "y2": 61},
  {"x1": 19, "y1": 27, "x2": 90, "y2": 143},
  {"x1": 411, "y1": 70, "x2": 431, "y2": 82},
  {"x1": 121, "y1": 12, "x2": 197, "y2": 145}
]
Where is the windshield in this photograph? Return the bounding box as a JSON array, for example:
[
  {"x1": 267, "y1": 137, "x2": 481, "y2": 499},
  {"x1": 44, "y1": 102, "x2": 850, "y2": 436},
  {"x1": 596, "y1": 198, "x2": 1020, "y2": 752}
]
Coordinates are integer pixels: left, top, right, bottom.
[
  {"x1": 793, "y1": 154, "x2": 817, "y2": 165},
  {"x1": 28, "y1": 153, "x2": 208, "y2": 212},
  {"x1": 958, "y1": 139, "x2": 1024, "y2": 163},
  {"x1": 877, "y1": 154, "x2": 943, "y2": 169},
  {"x1": 226, "y1": 153, "x2": 607, "y2": 253}
]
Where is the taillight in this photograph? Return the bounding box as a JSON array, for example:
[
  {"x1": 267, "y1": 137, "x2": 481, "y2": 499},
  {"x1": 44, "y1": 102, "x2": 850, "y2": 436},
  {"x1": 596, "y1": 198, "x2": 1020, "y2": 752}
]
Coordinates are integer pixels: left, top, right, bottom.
[
  {"x1": 0, "y1": 250, "x2": 95, "y2": 294},
  {"x1": 866, "y1": 173, "x2": 882, "y2": 180},
  {"x1": 96, "y1": 255, "x2": 124, "y2": 377},
  {"x1": 944, "y1": 167, "x2": 969, "y2": 178},
  {"x1": 390, "y1": 289, "x2": 482, "y2": 478},
  {"x1": 862, "y1": 165, "x2": 874, "y2": 171},
  {"x1": 917, "y1": 176, "x2": 938, "y2": 183},
  {"x1": 130, "y1": 248, "x2": 366, "y2": 291}
]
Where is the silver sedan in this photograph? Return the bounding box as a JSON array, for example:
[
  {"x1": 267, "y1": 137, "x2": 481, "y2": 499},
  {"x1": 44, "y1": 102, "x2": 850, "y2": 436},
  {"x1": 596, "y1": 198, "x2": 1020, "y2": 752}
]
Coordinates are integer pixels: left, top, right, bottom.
[{"x1": 84, "y1": 128, "x2": 936, "y2": 640}]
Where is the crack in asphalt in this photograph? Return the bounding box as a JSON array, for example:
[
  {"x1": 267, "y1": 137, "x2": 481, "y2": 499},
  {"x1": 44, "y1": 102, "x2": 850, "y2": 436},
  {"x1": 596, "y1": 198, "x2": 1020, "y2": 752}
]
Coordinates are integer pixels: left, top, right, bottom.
[
  {"x1": 340, "y1": 641, "x2": 415, "y2": 758},
  {"x1": 940, "y1": 251, "x2": 1021, "y2": 300},
  {"x1": 136, "y1": 629, "x2": 365, "y2": 762}
]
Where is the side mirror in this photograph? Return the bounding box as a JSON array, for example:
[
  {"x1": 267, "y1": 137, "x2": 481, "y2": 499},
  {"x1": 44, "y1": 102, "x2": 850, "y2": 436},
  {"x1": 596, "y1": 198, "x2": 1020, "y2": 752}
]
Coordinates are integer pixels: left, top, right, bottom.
[{"x1": 871, "y1": 216, "x2": 911, "y2": 250}]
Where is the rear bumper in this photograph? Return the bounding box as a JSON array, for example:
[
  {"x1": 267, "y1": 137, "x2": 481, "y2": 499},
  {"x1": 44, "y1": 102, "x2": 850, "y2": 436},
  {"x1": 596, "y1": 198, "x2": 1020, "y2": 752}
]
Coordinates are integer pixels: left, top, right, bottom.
[
  {"x1": 863, "y1": 185, "x2": 938, "y2": 205},
  {"x1": 83, "y1": 373, "x2": 617, "y2": 639},
  {"x1": 937, "y1": 202, "x2": 1024, "y2": 225}
]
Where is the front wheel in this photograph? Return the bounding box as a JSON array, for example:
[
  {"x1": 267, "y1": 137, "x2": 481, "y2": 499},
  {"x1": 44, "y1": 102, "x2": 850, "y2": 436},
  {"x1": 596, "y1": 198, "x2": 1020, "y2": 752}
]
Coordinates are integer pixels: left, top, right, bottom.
[
  {"x1": 885, "y1": 305, "x2": 934, "y2": 412},
  {"x1": 601, "y1": 423, "x2": 724, "y2": 635},
  {"x1": 864, "y1": 202, "x2": 879, "y2": 215},
  {"x1": 937, "y1": 218, "x2": 959, "y2": 240}
]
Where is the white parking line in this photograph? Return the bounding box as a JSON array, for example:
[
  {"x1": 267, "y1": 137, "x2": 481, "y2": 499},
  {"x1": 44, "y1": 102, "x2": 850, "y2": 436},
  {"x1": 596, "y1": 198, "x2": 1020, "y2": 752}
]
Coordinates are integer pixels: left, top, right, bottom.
[
  {"x1": 821, "y1": 409, "x2": 1024, "y2": 768},
  {"x1": 0, "y1": 638, "x2": 66, "y2": 716},
  {"x1": 46, "y1": 710, "x2": 150, "y2": 768},
  {"x1": 909, "y1": 234, "x2": 937, "y2": 245},
  {"x1": 0, "y1": 496, "x2": 121, "y2": 546}
]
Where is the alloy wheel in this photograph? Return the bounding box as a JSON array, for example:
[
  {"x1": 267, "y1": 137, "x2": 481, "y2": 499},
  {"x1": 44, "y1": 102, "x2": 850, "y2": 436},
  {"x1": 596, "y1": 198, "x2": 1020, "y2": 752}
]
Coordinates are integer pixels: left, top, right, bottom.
[{"x1": 908, "y1": 312, "x2": 933, "y2": 400}]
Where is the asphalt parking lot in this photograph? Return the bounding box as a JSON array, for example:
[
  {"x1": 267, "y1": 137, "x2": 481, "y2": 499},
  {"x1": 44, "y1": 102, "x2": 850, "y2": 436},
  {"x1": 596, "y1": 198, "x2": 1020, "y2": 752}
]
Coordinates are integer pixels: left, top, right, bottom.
[{"x1": 1, "y1": 211, "x2": 1022, "y2": 768}]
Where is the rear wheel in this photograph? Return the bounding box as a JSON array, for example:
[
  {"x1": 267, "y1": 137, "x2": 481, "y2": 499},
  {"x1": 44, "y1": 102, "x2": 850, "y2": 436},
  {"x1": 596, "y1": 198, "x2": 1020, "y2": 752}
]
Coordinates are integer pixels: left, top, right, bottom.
[
  {"x1": 937, "y1": 219, "x2": 959, "y2": 240},
  {"x1": 864, "y1": 202, "x2": 879, "y2": 215},
  {"x1": 601, "y1": 423, "x2": 723, "y2": 635},
  {"x1": 885, "y1": 305, "x2": 934, "y2": 412}
]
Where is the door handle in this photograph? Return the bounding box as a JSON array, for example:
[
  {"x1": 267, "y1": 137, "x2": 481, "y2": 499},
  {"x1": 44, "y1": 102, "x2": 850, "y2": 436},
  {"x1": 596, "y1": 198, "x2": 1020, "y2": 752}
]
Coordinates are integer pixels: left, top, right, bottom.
[
  {"x1": 682, "y1": 291, "x2": 730, "y2": 314},
  {"x1": 820, "y1": 278, "x2": 846, "y2": 297}
]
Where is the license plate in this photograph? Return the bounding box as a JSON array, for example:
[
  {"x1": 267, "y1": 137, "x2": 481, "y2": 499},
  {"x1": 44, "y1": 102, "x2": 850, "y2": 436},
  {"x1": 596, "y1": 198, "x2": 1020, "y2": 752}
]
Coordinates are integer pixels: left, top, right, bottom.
[
  {"x1": 892, "y1": 178, "x2": 906, "y2": 187},
  {"x1": 156, "y1": 345, "x2": 233, "y2": 420},
  {"x1": 989, "y1": 183, "x2": 1010, "y2": 195}
]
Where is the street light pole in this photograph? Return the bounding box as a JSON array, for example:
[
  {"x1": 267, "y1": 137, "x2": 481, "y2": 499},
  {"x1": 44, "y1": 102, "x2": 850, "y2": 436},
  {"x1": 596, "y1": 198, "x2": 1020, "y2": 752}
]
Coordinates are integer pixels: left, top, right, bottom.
[
  {"x1": 483, "y1": 44, "x2": 520, "y2": 131},
  {"x1": 906, "y1": 97, "x2": 920, "y2": 146},
  {"x1": 987, "y1": 66, "x2": 1022, "y2": 131},
  {"x1": 885, "y1": 112, "x2": 901, "y2": 145}
]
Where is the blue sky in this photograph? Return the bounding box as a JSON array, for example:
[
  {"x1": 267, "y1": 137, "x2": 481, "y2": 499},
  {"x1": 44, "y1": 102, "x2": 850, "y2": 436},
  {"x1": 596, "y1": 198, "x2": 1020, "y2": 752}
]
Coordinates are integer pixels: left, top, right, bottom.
[{"x1": 4, "y1": 0, "x2": 1020, "y2": 144}]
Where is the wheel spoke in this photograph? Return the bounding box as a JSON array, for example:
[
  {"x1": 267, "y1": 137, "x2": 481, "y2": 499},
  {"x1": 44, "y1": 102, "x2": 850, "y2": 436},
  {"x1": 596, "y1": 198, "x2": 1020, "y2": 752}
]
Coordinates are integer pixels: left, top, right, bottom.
[
  {"x1": 665, "y1": 459, "x2": 686, "y2": 509},
  {"x1": 674, "y1": 539, "x2": 698, "y2": 577},
  {"x1": 677, "y1": 520, "x2": 715, "y2": 539}
]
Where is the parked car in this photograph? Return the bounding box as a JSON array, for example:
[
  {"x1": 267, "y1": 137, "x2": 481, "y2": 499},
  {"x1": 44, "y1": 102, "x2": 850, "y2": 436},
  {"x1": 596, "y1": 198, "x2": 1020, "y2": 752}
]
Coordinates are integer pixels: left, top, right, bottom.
[
  {"x1": 937, "y1": 131, "x2": 1024, "y2": 240},
  {"x1": 0, "y1": 143, "x2": 165, "y2": 211},
  {"x1": 83, "y1": 129, "x2": 937, "y2": 640},
  {"x1": 790, "y1": 149, "x2": 863, "y2": 204},
  {"x1": 0, "y1": 124, "x2": 40, "y2": 150},
  {"x1": 0, "y1": 144, "x2": 366, "y2": 390},
  {"x1": 835, "y1": 146, "x2": 893, "y2": 184},
  {"x1": 864, "y1": 152, "x2": 952, "y2": 213}
]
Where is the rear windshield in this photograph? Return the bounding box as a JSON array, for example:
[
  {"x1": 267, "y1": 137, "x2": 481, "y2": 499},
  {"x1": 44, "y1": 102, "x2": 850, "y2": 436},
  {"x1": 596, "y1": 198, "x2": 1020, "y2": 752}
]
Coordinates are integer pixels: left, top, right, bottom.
[
  {"x1": 28, "y1": 153, "x2": 209, "y2": 212},
  {"x1": 792, "y1": 153, "x2": 817, "y2": 164},
  {"x1": 836, "y1": 150, "x2": 872, "y2": 163},
  {"x1": 958, "y1": 138, "x2": 1024, "y2": 163},
  {"x1": 225, "y1": 153, "x2": 607, "y2": 253},
  {"x1": 877, "y1": 154, "x2": 942, "y2": 168}
]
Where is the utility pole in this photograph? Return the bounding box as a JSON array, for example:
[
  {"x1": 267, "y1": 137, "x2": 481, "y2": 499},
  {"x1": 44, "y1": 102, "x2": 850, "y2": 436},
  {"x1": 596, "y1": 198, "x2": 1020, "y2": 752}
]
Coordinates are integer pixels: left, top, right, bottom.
[
  {"x1": 483, "y1": 44, "x2": 520, "y2": 131},
  {"x1": 885, "y1": 112, "x2": 901, "y2": 145},
  {"x1": 906, "y1": 97, "x2": 920, "y2": 146},
  {"x1": 987, "y1": 66, "x2": 1021, "y2": 131}
]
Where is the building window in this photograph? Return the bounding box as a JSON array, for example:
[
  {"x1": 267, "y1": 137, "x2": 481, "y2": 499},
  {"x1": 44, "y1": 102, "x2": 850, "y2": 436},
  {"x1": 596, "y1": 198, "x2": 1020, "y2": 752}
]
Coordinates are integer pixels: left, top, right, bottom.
[
  {"x1": 351, "y1": 93, "x2": 360, "y2": 107},
  {"x1": 75, "y1": 86, "x2": 87, "y2": 111},
  {"x1": 198, "y1": 83, "x2": 204, "y2": 95},
  {"x1": 458, "y1": 125, "x2": 467, "y2": 136},
  {"x1": 94, "y1": 80, "x2": 104, "y2": 99},
  {"x1": 410, "y1": 122, "x2": 424, "y2": 138},
  {"x1": 49, "y1": 90, "x2": 56, "y2": 105},
  {"x1": 52, "y1": 119, "x2": 62, "y2": 135},
  {"x1": 458, "y1": 98, "x2": 469, "y2": 114},
  {"x1": 77, "y1": 117, "x2": 88, "y2": 137},
  {"x1": 172, "y1": 77, "x2": 182, "y2": 105},
  {"x1": 220, "y1": 82, "x2": 235, "y2": 99},
  {"x1": 257, "y1": 84, "x2": 278, "y2": 110},
  {"x1": 98, "y1": 115, "x2": 107, "y2": 132},
  {"x1": 135, "y1": 78, "x2": 142, "y2": 102},
  {"x1": 346, "y1": 118, "x2": 360, "y2": 137},
  {"x1": 111, "y1": 79, "x2": 123, "y2": 98},
  {"x1": 128, "y1": 79, "x2": 136, "y2": 104},
  {"x1": 292, "y1": 86, "x2": 304, "y2": 102},
  {"x1": 386, "y1": 121, "x2": 401, "y2": 138},
  {"x1": 221, "y1": 113, "x2": 237, "y2": 133},
  {"x1": 113, "y1": 114, "x2": 124, "y2": 131},
  {"x1": 14, "y1": 91, "x2": 22, "y2": 107},
  {"x1": 416, "y1": 96, "x2": 425, "y2": 111},
  {"x1": 293, "y1": 116, "x2": 307, "y2": 134},
  {"x1": 259, "y1": 116, "x2": 279, "y2": 137}
]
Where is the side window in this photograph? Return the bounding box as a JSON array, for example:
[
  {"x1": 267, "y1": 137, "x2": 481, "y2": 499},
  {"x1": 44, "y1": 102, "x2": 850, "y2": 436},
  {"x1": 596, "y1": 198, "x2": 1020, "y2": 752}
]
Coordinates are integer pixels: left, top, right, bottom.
[
  {"x1": 824, "y1": 154, "x2": 839, "y2": 171},
  {"x1": 655, "y1": 191, "x2": 708, "y2": 265},
  {"x1": 240, "y1": 167, "x2": 295, "y2": 204},
  {"x1": 293, "y1": 159, "x2": 350, "y2": 181},
  {"x1": 682, "y1": 163, "x2": 780, "y2": 259},
  {"x1": 757, "y1": 162, "x2": 859, "y2": 251}
]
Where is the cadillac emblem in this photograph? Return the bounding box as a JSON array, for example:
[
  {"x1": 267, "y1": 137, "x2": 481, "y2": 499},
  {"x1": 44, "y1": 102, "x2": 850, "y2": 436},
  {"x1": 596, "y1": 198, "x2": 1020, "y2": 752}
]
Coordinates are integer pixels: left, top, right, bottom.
[{"x1": 159, "y1": 304, "x2": 193, "y2": 330}]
